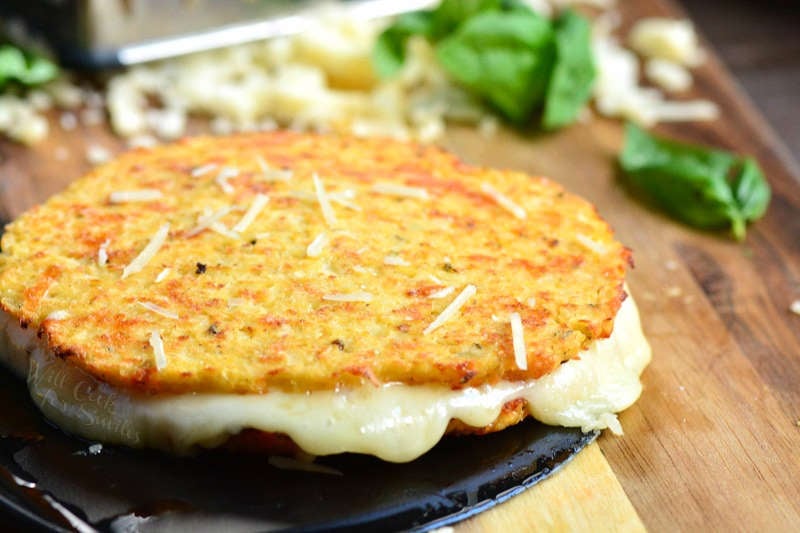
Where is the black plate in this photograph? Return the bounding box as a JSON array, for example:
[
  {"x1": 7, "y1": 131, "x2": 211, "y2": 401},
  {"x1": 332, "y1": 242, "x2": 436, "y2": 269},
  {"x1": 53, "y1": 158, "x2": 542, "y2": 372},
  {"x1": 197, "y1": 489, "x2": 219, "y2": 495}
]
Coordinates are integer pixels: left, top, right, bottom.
[{"x1": 0, "y1": 369, "x2": 596, "y2": 532}]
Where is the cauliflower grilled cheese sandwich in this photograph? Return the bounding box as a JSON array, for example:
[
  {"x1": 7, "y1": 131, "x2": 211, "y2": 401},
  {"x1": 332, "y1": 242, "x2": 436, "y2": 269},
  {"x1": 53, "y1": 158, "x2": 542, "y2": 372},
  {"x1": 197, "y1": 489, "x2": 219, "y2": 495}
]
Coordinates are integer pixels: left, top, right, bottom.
[{"x1": 0, "y1": 132, "x2": 650, "y2": 462}]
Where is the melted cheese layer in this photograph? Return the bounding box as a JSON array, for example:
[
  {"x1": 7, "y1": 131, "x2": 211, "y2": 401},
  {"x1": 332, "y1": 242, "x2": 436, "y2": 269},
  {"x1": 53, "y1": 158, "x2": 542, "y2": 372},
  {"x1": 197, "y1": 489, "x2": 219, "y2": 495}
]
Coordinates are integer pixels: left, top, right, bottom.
[{"x1": 1, "y1": 296, "x2": 649, "y2": 463}]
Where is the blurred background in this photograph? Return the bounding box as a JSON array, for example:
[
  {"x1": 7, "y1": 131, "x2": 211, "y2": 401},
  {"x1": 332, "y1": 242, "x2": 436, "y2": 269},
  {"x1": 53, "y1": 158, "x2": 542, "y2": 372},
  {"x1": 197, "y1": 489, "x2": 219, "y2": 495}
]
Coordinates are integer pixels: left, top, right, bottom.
[{"x1": 682, "y1": 0, "x2": 800, "y2": 158}]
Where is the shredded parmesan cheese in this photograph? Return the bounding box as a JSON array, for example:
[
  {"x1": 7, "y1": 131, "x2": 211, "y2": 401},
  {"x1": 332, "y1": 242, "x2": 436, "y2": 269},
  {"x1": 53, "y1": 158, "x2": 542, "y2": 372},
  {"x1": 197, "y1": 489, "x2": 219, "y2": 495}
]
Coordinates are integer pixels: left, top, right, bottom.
[
  {"x1": 109, "y1": 189, "x2": 163, "y2": 204},
  {"x1": 209, "y1": 221, "x2": 241, "y2": 240},
  {"x1": 86, "y1": 443, "x2": 103, "y2": 455},
  {"x1": 371, "y1": 183, "x2": 429, "y2": 200},
  {"x1": 423, "y1": 284, "x2": 477, "y2": 335},
  {"x1": 428, "y1": 286, "x2": 455, "y2": 299},
  {"x1": 148, "y1": 330, "x2": 167, "y2": 371},
  {"x1": 121, "y1": 223, "x2": 170, "y2": 279},
  {"x1": 215, "y1": 167, "x2": 239, "y2": 194},
  {"x1": 323, "y1": 291, "x2": 373, "y2": 303},
  {"x1": 598, "y1": 412, "x2": 624, "y2": 436},
  {"x1": 480, "y1": 183, "x2": 526, "y2": 219},
  {"x1": 232, "y1": 194, "x2": 269, "y2": 233},
  {"x1": 510, "y1": 312, "x2": 528, "y2": 370},
  {"x1": 645, "y1": 58, "x2": 692, "y2": 92},
  {"x1": 97, "y1": 239, "x2": 110, "y2": 267},
  {"x1": 629, "y1": 17, "x2": 704, "y2": 67},
  {"x1": 190, "y1": 163, "x2": 217, "y2": 178},
  {"x1": 267, "y1": 456, "x2": 343, "y2": 476},
  {"x1": 186, "y1": 206, "x2": 233, "y2": 237},
  {"x1": 329, "y1": 191, "x2": 362, "y2": 211},
  {"x1": 46, "y1": 310, "x2": 70, "y2": 321},
  {"x1": 256, "y1": 156, "x2": 293, "y2": 182},
  {"x1": 383, "y1": 255, "x2": 410, "y2": 266},
  {"x1": 313, "y1": 173, "x2": 338, "y2": 227},
  {"x1": 155, "y1": 268, "x2": 171, "y2": 283},
  {"x1": 306, "y1": 232, "x2": 328, "y2": 257},
  {"x1": 575, "y1": 234, "x2": 608, "y2": 255},
  {"x1": 137, "y1": 301, "x2": 179, "y2": 320}
]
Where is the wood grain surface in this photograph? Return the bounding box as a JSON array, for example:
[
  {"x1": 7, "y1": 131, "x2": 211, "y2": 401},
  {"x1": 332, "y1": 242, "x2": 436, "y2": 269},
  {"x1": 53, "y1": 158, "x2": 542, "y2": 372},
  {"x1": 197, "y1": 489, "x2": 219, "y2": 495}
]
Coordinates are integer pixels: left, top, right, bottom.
[{"x1": 0, "y1": 0, "x2": 799, "y2": 531}]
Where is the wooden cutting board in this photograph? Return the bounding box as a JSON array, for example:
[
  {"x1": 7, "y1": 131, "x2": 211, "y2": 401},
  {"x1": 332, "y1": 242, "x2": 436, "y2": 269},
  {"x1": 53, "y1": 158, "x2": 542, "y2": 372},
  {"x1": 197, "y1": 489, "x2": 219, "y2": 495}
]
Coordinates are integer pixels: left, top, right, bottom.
[{"x1": 1, "y1": 0, "x2": 798, "y2": 530}]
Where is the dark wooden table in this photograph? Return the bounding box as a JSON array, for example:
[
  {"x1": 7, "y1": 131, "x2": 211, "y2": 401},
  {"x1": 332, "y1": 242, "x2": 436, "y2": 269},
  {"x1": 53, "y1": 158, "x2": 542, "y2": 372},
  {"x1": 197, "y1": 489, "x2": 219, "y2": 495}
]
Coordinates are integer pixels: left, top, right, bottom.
[{"x1": 681, "y1": 0, "x2": 800, "y2": 164}]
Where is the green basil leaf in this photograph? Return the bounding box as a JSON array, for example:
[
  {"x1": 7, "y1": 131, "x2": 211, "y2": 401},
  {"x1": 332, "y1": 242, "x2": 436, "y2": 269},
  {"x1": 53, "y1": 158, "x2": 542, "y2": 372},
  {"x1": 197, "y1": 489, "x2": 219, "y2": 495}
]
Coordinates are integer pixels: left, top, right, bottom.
[
  {"x1": 0, "y1": 45, "x2": 58, "y2": 89},
  {"x1": 429, "y1": 0, "x2": 504, "y2": 39},
  {"x1": 372, "y1": 11, "x2": 435, "y2": 78},
  {"x1": 542, "y1": 10, "x2": 595, "y2": 130},
  {"x1": 731, "y1": 157, "x2": 770, "y2": 221},
  {"x1": 435, "y1": 10, "x2": 555, "y2": 124},
  {"x1": 619, "y1": 123, "x2": 770, "y2": 240}
]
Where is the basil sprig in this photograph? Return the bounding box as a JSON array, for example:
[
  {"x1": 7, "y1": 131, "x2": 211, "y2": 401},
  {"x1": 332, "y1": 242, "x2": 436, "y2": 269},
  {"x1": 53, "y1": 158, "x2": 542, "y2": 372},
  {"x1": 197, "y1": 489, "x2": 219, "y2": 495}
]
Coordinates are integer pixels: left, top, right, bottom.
[
  {"x1": 619, "y1": 123, "x2": 770, "y2": 240},
  {"x1": 373, "y1": 1, "x2": 594, "y2": 129},
  {"x1": 0, "y1": 44, "x2": 58, "y2": 90}
]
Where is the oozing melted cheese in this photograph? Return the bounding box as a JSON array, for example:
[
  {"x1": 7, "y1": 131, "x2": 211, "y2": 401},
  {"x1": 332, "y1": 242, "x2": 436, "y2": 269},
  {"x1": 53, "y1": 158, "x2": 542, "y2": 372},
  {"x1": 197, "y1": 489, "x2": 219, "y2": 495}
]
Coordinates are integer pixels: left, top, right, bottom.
[{"x1": 0, "y1": 296, "x2": 649, "y2": 463}]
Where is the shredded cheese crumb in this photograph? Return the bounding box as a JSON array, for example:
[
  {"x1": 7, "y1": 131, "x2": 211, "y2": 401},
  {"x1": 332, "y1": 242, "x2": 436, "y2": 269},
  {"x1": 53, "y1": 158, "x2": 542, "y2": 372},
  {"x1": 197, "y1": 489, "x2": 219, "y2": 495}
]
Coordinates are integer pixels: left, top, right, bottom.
[
  {"x1": 109, "y1": 189, "x2": 163, "y2": 203},
  {"x1": 209, "y1": 221, "x2": 241, "y2": 240},
  {"x1": 383, "y1": 255, "x2": 410, "y2": 266},
  {"x1": 510, "y1": 312, "x2": 528, "y2": 370},
  {"x1": 306, "y1": 232, "x2": 328, "y2": 257},
  {"x1": 371, "y1": 183, "x2": 430, "y2": 200},
  {"x1": 329, "y1": 191, "x2": 362, "y2": 211},
  {"x1": 121, "y1": 223, "x2": 170, "y2": 279},
  {"x1": 215, "y1": 167, "x2": 239, "y2": 194},
  {"x1": 268, "y1": 456, "x2": 343, "y2": 476},
  {"x1": 313, "y1": 173, "x2": 338, "y2": 227},
  {"x1": 155, "y1": 268, "x2": 171, "y2": 283},
  {"x1": 137, "y1": 301, "x2": 179, "y2": 320},
  {"x1": 87, "y1": 443, "x2": 103, "y2": 455},
  {"x1": 428, "y1": 286, "x2": 455, "y2": 299},
  {"x1": 480, "y1": 183, "x2": 526, "y2": 219},
  {"x1": 789, "y1": 300, "x2": 800, "y2": 316},
  {"x1": 323, "y1": 291, "x2": 373, "y2": 303},
  {"x1": 97, "y1": 239, "x2": 110, "y2": 267},
  {"x1": 186, "y1": 206, "x2": 233, "y2": 238},
  {"x1": 575, "y1": 234, "x2": 608, "y2": 255},
  {"x1": 645, "y1": 58, "x2": 692, "y2": 92},
  {"x1": 149, "y1": 330, "x2": 167, "y2": 371},
  {"x1": 46, "y1": 310, "x2": 70, "y2": 321},
  {"x1": 599, "y1": 412, "x2": 624, "y2": 436},
  {"x1": 629, "y1": 17, "x2": 704, "y2": 67},
  {"x1": 256, "y1": 156, "x2": 293, "y2": 182},
  {"x1": 424, "y1": 284, "x2": 477, "y2": 335},
  {"x1": 232, "y1": 194, "x2": 269, "y2": 233},
  {"x1": 190, "y1": 163, "x2": 217, "y2": 178}
]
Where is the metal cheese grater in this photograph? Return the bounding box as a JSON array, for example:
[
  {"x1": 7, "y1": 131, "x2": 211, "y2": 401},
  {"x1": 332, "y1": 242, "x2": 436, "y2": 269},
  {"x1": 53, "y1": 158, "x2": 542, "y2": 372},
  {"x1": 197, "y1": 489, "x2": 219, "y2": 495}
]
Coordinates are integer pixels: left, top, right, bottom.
[{"x1": 0, "y1": 0, "x2": 437, "y2": 69}]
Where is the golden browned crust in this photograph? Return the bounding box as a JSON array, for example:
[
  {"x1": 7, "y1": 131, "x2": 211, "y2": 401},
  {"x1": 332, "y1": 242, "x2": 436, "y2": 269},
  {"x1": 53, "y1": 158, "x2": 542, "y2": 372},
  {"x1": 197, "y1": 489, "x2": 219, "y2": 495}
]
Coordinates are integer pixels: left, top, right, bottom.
[{"x1": 0, "y1": 132, "x2": 630, "y2": 394}]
